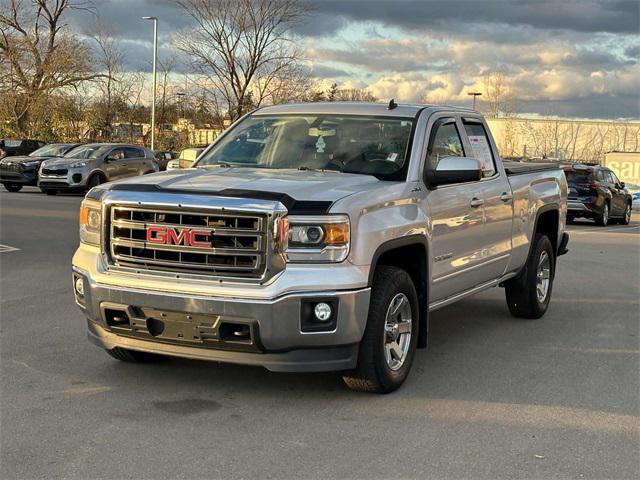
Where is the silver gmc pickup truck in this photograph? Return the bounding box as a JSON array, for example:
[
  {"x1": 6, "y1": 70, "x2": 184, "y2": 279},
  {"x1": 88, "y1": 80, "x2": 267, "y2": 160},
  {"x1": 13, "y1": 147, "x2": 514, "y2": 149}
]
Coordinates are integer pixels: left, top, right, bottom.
[{"x1": 72, "y1": 102, "x2": 569, "y2": 393}]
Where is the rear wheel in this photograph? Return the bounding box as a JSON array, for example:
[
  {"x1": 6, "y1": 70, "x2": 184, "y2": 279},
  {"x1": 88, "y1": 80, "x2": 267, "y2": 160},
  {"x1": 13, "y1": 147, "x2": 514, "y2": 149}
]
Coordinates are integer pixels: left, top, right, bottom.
[
  {"x1": 106, "y1": 347, "x2": 162, "y2": 363},
  {"x1": 595, "y1": 202, "x2": 609, "y2": 226},
  {"x1": 505, "y1": 234, "x2": 555, "y2": 319},
  {"x1": 3, "y1": 182, "x2": 22, "y2": 192},
  {"x1": 342, "y1": 266, "x2": 419, "y2": 393},
  {"x1": 619, "y1": 202, "x2": 632, "y2": 225}
]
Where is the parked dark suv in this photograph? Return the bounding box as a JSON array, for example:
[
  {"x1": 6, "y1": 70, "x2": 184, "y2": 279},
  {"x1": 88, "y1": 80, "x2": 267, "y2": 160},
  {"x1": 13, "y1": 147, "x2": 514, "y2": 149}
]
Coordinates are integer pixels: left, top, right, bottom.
[
  {"x1": 0, "y1": 139, "x2": 46, "y2": 159},
  {"x1": 0, "y1": 143, "x2": 80, "y2": 192},
  {"x1": 563, "y1": 164, "x2": 632, "y2": 226}
]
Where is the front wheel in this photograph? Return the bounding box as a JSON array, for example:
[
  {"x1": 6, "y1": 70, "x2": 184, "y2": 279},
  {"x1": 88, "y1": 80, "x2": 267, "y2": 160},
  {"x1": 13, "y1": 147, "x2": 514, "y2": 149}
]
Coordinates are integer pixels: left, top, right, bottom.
[
  {"x1": 619, "y1": 202, "x2": 632, "y2": 225},
  {"x1": 3, "y1": 183, "x2": 22, "y2": 192},
  {"x1": 505, "y1": 234, "x2": 555, "y2": 319},
  {"x1": 342, "y1": 266, "x2": 419, "y2": 393}
]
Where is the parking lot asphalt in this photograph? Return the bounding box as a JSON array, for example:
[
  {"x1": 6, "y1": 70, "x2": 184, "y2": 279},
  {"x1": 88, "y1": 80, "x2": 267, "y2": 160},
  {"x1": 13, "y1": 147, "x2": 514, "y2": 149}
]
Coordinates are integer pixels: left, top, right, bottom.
[{"x1": 1, "y1": 187, "x2": 639, "y2": 480}]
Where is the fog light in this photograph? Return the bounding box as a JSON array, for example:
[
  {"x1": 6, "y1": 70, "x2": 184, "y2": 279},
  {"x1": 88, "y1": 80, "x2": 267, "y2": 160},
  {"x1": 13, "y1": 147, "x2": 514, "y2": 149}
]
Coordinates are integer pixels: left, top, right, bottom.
[
  {"x1": 74, "y1": 276, "x2": 84, "y2": 297},
  {"x1": 314, "y1": 302, "x2": 332, "y2": 322}
]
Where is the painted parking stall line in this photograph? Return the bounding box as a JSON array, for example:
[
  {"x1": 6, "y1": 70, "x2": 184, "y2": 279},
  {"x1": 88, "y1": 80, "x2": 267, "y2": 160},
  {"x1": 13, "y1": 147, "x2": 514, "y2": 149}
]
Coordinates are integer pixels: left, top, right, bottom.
[{"x1": 0, "y1": 244, "x2": 20, "y2": 253}]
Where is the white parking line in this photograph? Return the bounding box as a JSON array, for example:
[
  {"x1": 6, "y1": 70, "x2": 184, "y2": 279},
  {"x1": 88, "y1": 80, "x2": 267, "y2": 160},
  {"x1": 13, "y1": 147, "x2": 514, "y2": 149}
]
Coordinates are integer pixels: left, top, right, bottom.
[{"x1": 0, "y1": 244, "x2": 20, "y2": 253}]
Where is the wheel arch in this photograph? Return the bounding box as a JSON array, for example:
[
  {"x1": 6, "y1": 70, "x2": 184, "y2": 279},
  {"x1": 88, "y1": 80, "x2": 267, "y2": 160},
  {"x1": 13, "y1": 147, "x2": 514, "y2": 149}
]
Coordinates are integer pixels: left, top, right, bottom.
[{"x1": 368, "y1": 235, "x2": 429, "y2": 349}]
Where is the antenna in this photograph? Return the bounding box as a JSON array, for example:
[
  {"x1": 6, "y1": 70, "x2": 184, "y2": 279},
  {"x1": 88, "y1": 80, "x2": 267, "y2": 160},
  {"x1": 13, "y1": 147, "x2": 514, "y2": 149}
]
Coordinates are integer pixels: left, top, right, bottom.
[{"x1": 388, "y1": 98, "x2": 398, "y2": 110}]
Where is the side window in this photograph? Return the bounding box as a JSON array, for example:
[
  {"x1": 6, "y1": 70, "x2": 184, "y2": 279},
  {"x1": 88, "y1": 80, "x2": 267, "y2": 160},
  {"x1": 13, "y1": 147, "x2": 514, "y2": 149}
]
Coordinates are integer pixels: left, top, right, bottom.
[
  {"x1": 109, "y1": 148, "x2": 125, "y2": 160},
  {"x1": 603, "y1": 171, "x2": 614, "y2": 183},
  {"x1": 609, "y1": 170, "x2": 621, "y2": 184},
  {"x1": 463, "y1": 121, "x2": 496, "y2": 177},
  {"x1": 124, "y1": 147, "x2": 143, "y2": 159},
  {"x1": 426, "y1": 119, "x2": 464, "y2": 170}
]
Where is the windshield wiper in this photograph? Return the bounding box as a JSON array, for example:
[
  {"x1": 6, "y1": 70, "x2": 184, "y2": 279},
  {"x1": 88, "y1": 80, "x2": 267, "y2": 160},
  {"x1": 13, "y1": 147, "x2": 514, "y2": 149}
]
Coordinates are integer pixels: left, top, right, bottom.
[{"x1": 199, "y1": 162, "x2": 232, "y2": 168}]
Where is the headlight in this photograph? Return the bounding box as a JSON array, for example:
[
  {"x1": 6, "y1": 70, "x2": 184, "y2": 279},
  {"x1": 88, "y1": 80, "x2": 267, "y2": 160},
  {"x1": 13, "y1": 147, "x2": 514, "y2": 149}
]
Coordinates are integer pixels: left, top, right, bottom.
[
  {"x1": 79, "y1": 199, "x2": 101, "y2": 246},
  {"x1": 70, "y1": 161, "x2": 87, "y2": 168},
  {"x1": 285, "y1": 215, "x2": 350, "y2": 263},
  {"x1": 22, "y1": 160, "x2": 39, "y2": 167}
]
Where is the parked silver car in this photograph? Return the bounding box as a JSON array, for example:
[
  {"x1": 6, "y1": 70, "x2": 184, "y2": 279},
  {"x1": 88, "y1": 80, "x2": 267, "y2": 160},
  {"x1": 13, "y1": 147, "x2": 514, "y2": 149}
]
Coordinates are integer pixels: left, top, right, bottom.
[{"x1": 38, "y1": 143, "x2": 158, "y2": 195}]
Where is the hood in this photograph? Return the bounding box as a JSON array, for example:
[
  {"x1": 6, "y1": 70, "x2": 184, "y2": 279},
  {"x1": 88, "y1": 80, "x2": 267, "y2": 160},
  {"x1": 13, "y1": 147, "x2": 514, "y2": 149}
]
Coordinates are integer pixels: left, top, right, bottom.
[
  {"x1": 42, "y1": 157, "x2": 93, "y2": 167},
  {"x1": 1, "y1": 155, "x2": 51, "y2": 164},
  {"x1": 99, "y1": 167, "x2": 388, "y2": 204}
]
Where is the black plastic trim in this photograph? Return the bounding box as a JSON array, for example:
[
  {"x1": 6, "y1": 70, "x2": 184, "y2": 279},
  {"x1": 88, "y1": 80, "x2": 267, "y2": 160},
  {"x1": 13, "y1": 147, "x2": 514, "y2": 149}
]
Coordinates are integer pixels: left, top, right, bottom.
[{"x1": 368, "y1": 234, "x2": 429, "y2": 349}]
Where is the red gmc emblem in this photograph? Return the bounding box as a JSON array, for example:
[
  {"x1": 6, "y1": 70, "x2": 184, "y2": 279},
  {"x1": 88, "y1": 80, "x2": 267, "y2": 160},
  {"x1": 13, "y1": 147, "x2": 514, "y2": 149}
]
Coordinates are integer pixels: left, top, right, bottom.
[{"x1": 146, "y1": 226, "x2": 211, "y2": 248}]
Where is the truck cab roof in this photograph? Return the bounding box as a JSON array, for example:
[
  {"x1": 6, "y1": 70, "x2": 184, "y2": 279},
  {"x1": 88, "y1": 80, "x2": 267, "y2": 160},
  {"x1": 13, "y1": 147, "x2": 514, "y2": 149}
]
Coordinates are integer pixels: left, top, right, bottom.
[{"x1": 254, "y1": 102, "x2": 478, "y2": 119}]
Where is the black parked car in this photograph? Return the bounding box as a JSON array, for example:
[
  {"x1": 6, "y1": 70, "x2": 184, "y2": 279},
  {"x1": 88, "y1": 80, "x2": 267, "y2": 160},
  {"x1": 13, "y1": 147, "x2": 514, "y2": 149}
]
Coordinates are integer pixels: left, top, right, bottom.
[
  {"x1": 0, "y1": 139, "x2": 46, "y2": 159},
  {"x1": 0, "y1": 143, "x2": 81, "y2": 192},
  {"x1": 563, "y1": 164, "x2": 632, "y2": 226}
]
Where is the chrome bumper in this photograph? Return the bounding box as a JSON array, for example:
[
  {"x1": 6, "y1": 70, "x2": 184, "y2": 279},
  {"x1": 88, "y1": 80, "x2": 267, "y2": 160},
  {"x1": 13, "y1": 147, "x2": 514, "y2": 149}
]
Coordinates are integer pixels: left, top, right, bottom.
[{"x1": 73, "y1": 267, "x2": 370, "y2": 372}]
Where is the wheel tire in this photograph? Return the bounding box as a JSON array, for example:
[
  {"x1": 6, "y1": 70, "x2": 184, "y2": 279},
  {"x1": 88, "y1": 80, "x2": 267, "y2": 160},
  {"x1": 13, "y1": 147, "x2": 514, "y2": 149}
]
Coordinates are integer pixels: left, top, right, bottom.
[
  {"x1": 619, "y1": 202, "x2": 632, "y2": 225},
  {"x1": 505, "y1": 234, "x2": 555, "y2": 319},
  {"x1": 342, "y1": 266, "x2": 419, "y2": 393},
  {"x1": 41, "y1": 188, "x2": 57, "y2": 195},
  {"x1": 106, "y1": 347, "x2": 162, "y2": 363},
  {"x1": 3, "y1": 183, "x2": 22, "y2": 192},
  {"x1": 86, "y1": 174, "x2": 103, "y2": 190},
  {"x1": 596, "y1": 202, "x2": 609, "y2": 226},
  {"x1": 566, "y1": 216, "x2": 575, "y2": 224}
]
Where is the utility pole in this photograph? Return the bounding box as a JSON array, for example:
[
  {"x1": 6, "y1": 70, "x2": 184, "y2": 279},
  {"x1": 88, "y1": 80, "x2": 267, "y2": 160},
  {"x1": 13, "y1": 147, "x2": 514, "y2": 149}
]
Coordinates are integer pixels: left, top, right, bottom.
[
  {"x1": 142, "y1": 16, "x2": 158, "y2": 150},
  {"x1": 468, "y1": 92, "x2": 482, "y2": 110}
]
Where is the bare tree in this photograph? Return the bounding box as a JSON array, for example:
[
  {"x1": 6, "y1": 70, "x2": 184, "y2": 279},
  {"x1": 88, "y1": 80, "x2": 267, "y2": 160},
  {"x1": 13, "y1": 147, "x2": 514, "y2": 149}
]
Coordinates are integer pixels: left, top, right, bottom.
[
  {"x1": 0, "y1": 0, "x2": 98, "y2": 135},
  {"x1": 333, "y1": 87, "x2": 377, "y2": 102},
  {"x1": 482, "y1": 70, "x2": 517, "y2": 118},
  {"x1": 87, "y1": 23, "x2": 126, "y2": 138},
  {"x1": 173, "y1": 0, "x2": 306, "y2": 123}
]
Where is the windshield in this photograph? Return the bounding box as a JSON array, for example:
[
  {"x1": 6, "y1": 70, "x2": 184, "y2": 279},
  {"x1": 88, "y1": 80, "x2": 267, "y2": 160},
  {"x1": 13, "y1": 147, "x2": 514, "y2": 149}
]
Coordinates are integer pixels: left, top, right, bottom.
[
  {"x1": 29, "y1": 144, "x2": 70, "y2": 157},
  {"x1": 64, "y1": 145, "x2": 107, "y2": 159},
  {"x1": 195, "y1": 114, "x2": 415, "y2": 179}
]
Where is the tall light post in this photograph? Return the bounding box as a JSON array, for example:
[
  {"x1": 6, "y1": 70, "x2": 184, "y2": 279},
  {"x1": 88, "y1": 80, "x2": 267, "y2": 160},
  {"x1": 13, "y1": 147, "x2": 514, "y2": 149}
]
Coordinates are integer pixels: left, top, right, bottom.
[
  {"x1": 467, "y1": 91, "x2": 482, "y2": 110},
  {"x1": 142, "y1": 16, "x2": 158, "y2": 150}
]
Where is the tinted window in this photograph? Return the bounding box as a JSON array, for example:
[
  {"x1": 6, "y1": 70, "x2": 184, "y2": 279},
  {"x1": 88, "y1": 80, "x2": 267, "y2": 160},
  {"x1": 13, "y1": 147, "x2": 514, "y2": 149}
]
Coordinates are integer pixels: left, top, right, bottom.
[
  {"x1": 564, "y1": 170, "x2": 593, "y2": 185},
  {"x1": 609, "y1": 170, "x2": 621, "y2": 184},
  {"x1": 463, "y1": 122, "x2": 495, "y2": 176},
  {"x1": 427, "y1": 120, "x2": 464, "y2": 170},
  {"x1": 124, "y1": 147, "x2": 144, "y2": 159}
]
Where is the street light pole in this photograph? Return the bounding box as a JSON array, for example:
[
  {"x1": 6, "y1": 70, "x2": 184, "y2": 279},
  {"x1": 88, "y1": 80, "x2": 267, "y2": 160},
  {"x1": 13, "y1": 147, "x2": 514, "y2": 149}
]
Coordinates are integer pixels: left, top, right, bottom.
[
  {"x1": 467, "y1": 91, "x2": 482, "y2": 110},
  {"x1": 142, "y1": 16, "x2": 158, "y2": 150}
]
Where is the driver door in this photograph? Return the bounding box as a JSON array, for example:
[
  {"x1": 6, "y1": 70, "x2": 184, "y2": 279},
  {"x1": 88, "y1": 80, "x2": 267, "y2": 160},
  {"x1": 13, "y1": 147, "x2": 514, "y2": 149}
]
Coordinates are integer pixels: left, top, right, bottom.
[
  {"x1": 424, "y1": 116, "x2": 487, "y2": 303},
  {"x1": 103, "y1": 147, "x2": 128, "y2": 180}
]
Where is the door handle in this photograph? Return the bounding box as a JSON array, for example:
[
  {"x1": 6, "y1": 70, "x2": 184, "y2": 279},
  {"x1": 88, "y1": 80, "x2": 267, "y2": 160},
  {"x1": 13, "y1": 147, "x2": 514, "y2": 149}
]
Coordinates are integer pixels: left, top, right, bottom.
[
  {"x1": 470, "y1": 197, "x2": 484, "y2": 208},
  {"x1": 500, "y1": 192, "x2": 513, "y2": 202}
]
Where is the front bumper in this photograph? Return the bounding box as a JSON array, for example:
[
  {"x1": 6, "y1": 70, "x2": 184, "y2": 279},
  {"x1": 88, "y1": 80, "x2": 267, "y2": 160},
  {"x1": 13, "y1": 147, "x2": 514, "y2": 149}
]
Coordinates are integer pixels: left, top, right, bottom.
[
  {"x1": 73, "y1": 267, "x2": 370, "y2": 372},
  {"x1": 0, "y1": 168, "x2": 37, "y2": 185},
  {"x1": 39, "y1": 169, "x2": 87, "y2": 189}
]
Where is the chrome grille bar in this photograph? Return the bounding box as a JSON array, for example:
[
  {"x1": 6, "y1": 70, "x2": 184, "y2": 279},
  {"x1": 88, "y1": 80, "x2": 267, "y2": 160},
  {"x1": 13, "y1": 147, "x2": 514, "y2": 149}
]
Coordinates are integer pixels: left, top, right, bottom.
[{"x1": 108, "y1": 205, "x2": 267, "y2": 278}]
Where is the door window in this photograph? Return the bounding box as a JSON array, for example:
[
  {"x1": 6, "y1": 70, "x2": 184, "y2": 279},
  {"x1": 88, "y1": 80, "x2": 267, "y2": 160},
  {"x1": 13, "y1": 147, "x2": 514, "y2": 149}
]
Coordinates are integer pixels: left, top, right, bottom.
[
  {"x1": 109, "y1": 148, "x2": 126, "y2": 160},
  {"x1": 426, "y1": 120, "x2": 464, "y2": 170},
  {"x1": 609, "y1": 170, "x2": 621, "y2": 185},
  {"x1": 124, "y1": 147, "x2": 144, "y2": 159},
  {"x1": 463, "y1": 121, "x2": 496, "y2": 177}
]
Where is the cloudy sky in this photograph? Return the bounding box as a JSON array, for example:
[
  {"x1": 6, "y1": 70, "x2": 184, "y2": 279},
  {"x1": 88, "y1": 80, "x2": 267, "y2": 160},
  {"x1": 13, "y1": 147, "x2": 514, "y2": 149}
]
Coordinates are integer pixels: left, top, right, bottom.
[{"x1": 69, "y1": 0, "x2": 640, "y2": 120}]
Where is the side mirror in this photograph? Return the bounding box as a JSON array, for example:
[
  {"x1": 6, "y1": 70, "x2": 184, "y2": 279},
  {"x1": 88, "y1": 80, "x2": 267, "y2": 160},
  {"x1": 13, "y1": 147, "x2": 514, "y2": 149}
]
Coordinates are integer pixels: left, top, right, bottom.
[
  {"x1": 425, "y1": 156, "x2": 482, "y2": 187},
  {"x1": 105, "y1": 156, "x2": 116, "y2": 163},
  {"x1": 620, "y1": 182, "x2": 626, "y2": 189}
]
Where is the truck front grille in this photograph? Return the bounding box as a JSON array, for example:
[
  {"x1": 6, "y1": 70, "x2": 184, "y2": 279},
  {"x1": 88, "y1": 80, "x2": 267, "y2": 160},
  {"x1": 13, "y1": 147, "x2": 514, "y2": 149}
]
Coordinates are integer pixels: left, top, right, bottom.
[{"x1": 108, "y1": 206, "x2": 268, "y2": 278}]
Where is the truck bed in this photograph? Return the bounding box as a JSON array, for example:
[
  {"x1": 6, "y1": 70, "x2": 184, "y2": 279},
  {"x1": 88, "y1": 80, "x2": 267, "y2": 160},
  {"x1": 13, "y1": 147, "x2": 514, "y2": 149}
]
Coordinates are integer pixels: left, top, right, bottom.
[{"x1": 503, "y1": 160, "x2": 561, "y2": 176}]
